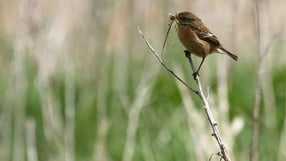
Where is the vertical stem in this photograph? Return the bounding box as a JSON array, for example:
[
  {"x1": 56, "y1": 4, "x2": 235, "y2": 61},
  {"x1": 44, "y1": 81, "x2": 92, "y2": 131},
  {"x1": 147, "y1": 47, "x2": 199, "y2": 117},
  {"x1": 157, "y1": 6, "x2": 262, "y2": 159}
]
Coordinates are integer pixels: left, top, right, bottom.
[
  {"x1": 196, "y1": 76, "x2": 231, "y2": 161},
  {"x1": 26, "y1": 120, "x2": 38, "y2": 161},
  {"x1": 122, "y1": 65, "x2": 157, "y2": 161},
  {"x1": 122, "y1": 102, "x2": 143, "y2": 161},
  {"x1": 64, "y1": 57, "x2": 75, "y2": 161},
  {"x1": 185, "y1": 54, "x2": 232, "y2": 161},
  {"x1": 251, "y1": 0, "x2": 265, "y2": 160}
]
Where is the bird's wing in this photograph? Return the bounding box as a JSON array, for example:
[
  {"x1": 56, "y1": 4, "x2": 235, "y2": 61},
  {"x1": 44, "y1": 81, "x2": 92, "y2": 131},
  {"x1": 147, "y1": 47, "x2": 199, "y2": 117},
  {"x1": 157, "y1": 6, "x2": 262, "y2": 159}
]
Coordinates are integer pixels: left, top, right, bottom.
[
  {"x1": 190, "y1": 22, "x2": 221, "y2": 46},
  {"x1": 201, "y1": 33, "x2": 220, "y2": 46}
]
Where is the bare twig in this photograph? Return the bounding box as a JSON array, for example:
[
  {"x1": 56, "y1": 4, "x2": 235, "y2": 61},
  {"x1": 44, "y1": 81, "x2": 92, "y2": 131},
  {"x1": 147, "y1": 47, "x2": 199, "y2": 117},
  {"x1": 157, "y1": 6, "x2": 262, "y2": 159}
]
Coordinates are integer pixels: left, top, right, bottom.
[
  {"x1": 185, "y1": 53, "x2": 232, "y2": 161},
  {"x1": 209, "y1": 152, "x2": 221, "y2": 161},
  {"x1": 138, "y1": 28, "x2": 197, "y2": 93},
  {"x1": 122, "y1": 60, "x2": 159, "y2": 161},
  {"x1": 138, "y1": 28, "x2": 232, "y2": 161},
  {"x1": 251, "y1": 35, "x2": 277, "y2": 161},
  {"x1": 251, "y1": 1, "x2": 277, "y2": 160}
]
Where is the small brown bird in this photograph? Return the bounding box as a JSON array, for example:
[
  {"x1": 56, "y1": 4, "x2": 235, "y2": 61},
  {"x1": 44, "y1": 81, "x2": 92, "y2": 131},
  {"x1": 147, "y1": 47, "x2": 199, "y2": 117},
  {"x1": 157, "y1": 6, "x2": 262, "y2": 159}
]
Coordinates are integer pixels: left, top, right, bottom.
[{"x1": 170, "y1": 11, "x2": 238, "y2": 77}]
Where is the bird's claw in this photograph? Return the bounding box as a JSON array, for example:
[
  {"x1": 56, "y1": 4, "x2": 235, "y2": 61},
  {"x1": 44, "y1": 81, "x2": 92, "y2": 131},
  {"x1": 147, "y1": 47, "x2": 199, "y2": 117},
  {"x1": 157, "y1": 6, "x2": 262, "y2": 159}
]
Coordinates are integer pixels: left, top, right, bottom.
[
  {"x1": 192, "y1": 71, "x2": 199, "y2": 79},
  {"x1": 184, "y1": 50, "x2": 191, "y2": 57}
]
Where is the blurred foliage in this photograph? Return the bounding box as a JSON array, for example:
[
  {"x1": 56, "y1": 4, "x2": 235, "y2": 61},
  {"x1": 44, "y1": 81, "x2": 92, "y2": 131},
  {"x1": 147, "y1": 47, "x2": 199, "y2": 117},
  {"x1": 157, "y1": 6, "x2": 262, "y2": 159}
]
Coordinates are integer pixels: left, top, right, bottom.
[{"x1": 0, "y1": 0, "x2": 286, "y2": 161}]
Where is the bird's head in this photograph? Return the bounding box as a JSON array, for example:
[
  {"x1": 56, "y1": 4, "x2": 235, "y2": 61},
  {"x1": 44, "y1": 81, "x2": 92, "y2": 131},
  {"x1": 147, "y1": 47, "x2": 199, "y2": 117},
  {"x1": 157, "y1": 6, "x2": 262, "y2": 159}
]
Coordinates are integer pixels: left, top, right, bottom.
[{"x1": 170, "y1": 12, "x2": 200, "y2": 25}]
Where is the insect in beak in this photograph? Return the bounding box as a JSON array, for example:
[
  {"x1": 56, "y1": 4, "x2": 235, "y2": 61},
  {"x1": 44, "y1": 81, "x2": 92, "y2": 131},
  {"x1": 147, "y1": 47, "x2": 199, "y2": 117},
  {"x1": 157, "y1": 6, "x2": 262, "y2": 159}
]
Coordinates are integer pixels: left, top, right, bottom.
[{"x1": 168, "y1": 13, "x2": 179, "y2": 24}]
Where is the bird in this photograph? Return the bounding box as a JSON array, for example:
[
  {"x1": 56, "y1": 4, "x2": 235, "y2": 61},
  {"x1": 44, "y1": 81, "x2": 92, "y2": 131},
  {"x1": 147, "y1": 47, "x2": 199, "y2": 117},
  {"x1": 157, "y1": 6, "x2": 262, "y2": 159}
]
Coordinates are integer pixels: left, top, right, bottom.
[{"x1": 170, "y1": 11, "x2": 238, "y2": 77}]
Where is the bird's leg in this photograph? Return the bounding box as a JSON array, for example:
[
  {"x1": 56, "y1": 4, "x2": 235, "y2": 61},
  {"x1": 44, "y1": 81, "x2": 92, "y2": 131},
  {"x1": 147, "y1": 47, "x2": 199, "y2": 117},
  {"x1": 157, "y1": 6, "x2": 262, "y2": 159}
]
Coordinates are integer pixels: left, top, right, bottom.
[
  {"x1": 184, "y1": 50, "x2": 191, "y2": 57},
  {"x1": 193, "y1": 57, "x2": 205, "y2": 78},
  {"x1": 184, "y1": 50, "x2": 202, "y2": 79},
  {"x1": 184, "y1": 50, "x2": 196, "y2": 72}
]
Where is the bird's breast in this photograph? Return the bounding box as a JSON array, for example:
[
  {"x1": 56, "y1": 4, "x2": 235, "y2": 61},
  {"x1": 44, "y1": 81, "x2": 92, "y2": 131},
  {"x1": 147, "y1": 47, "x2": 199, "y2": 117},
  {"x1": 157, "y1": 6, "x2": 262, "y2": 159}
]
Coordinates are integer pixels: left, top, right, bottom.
[{"x1": 177, "y1": 25, "x2": 210, "y2": 57}]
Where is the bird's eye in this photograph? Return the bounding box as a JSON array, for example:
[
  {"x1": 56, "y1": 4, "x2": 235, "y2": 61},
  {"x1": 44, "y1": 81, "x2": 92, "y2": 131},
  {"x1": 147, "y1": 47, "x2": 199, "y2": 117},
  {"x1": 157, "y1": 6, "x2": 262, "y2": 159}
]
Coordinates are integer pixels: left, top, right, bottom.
[
  {"x1": 180, "y1": 16, "x2": 186, "y2": 20},
  {"x1": 180, "y1": 16, "x2": 189, "y2": 21}
]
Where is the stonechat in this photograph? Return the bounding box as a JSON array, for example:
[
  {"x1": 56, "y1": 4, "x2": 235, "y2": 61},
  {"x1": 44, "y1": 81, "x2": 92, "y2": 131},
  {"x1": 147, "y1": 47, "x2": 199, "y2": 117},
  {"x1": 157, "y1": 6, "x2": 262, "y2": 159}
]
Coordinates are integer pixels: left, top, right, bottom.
[{"x1": 169, "y1": 11, "x2": 238, "y2": 77}]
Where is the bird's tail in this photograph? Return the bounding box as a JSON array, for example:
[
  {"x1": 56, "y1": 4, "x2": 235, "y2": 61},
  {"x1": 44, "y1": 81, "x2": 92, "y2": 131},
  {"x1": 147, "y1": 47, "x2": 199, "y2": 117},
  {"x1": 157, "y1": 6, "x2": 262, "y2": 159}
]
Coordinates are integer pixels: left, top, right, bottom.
[{"x1": 218, "y1": 47, "x2": 238, "y2": 61}]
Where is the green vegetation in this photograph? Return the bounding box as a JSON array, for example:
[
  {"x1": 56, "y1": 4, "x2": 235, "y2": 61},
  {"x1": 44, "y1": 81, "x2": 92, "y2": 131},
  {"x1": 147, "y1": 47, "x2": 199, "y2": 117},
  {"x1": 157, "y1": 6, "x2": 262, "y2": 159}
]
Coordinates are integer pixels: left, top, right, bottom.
[{"x1": 0, "y1": 1, "x2": 286, "y2": 161}]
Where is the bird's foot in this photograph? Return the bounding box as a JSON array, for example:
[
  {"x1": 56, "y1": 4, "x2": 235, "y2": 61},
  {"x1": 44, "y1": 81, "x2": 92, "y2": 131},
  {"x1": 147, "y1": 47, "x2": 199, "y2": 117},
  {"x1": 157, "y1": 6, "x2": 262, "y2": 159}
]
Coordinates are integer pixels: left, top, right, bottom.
[
  {"x1": 184, "y1": 50, "x2": 191, "y2": 57},
  {"x1": 192, "y1": 71, "x2": 199, "y2": 79}
]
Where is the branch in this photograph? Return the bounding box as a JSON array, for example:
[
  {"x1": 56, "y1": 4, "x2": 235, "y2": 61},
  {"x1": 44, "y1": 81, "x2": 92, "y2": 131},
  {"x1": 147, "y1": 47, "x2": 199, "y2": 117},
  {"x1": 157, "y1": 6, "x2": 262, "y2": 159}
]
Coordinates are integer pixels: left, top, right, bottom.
[
  {"x1": 138, "y1": 28, "x2": 197, "y2": 93},
  {"x1": 138, "y1": 28, "x2": 232, "y2": 161},
  {"x1": 185, "y1": 53, "x2": 232, "y2": 161}
]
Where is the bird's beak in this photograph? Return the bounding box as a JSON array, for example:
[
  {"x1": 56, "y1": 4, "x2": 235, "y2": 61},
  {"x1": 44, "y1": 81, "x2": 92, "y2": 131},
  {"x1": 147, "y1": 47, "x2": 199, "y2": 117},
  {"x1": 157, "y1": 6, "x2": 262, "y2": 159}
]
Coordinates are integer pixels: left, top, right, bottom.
[
  {"x1": 174, "y1": 13, "x2": 179, "y2": 23},
  {"x1": 169, "y1": 13, "x2": 175, "y2": 21},
  {"x1": 169, "y1": 13, "x2": 179, "y2": 24}
]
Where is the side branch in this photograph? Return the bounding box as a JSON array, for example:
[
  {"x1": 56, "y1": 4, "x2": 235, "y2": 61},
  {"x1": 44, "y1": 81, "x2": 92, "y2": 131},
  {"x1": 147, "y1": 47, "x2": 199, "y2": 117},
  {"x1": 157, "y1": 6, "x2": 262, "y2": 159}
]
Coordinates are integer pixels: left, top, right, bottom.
[{"x1": 138, "y1": 28, "x2": 197, "y2": 93}]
